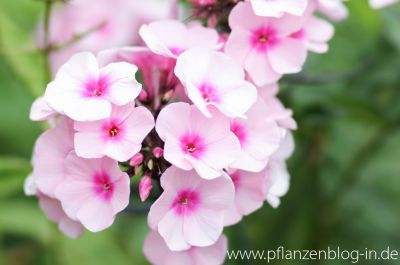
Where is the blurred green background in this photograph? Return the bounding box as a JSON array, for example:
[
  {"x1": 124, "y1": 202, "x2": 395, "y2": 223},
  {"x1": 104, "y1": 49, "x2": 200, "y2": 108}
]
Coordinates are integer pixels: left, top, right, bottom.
[{"x1": 0, "y1": 0, "x2": 399, "y2": 264}]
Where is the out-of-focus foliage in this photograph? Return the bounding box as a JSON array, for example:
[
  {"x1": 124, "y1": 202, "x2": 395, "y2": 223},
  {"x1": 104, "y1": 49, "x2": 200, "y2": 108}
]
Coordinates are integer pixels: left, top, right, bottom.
[{"x1": 0, "y1": 0, "x2": 399, "y2": 265}]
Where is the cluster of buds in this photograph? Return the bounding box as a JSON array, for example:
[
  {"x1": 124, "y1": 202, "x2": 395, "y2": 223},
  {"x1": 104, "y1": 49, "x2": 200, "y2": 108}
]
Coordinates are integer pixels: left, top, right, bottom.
[{"x1": 25, "y1": 0, "x2": 398, "y2": 264}]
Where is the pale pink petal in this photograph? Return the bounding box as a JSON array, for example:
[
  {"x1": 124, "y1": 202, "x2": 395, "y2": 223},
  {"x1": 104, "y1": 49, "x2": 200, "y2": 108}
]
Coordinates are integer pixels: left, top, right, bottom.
[
  {"x1": 196, "y1": 173, "x2": 235, "y2": 208},
  {"x1": 58, "y1": 216, "x2": 84, "y2": 239},
  {"x1": 109, "y1": 173, "x2": 131, "y2": 212},
  {"x1": 139, "y1": 20, "x2": 186, "y2": 58},
  {"x1": 271, "y1": 130, "x2": 295, "y2": 161},
  {"x1": 268, "y1": 38, "x2": 307, "y2": 74},
  {"x1": 148, "y1": 192, "x2": 177, "y2": 229},
  {"x1": 186, "y1": 156, "x2": 223, "y2": 179},
  {"x1": 163, "y1": 136, "x2": 194, "y2": 170},
  {"x1": 24, "y1": 174, "x2": 37, "y2": 196},
  {"x1": 122, "y1": 106, "x2": 155, "y2": 143},
  {"x1": 198, "y1": 135, "x2": 241, "y2": 176},
  {"x1": 158, "y1": 210, "x2": 191, "y2": 251},
  {"x1": 224, "y1": 28, "x2": 254, "y2": 64},
  {"x1": 183, "y1": 208, "x2": 224, "y2": 247},
  {"x1": 229, "y1": 2, "x2": 266, "y2": 30},
  {"x1": 192, "y1": 235, "x2": 228, "y2": 265},
  {"x1": 54, "y1": 52, "x2": 99, "y2": 87},
  {"x1": 250, "y1": 0, "x2": 308, "y2": 17},
  {"x1": 185, "y1": 26, "x2": 220, "y2": 50},
  {"x1": 38, "y1": 194, "x2": 84, "y2": 238},
  {"x1": 30, "y1": 97, "x2": 57, "y2": 121},
  {"x1": 76, "y1": 196, "x2": 115, "y2": 232},
  {"x1": 370, "y1": 0, "x2": 398, "y2": 8},
  {"x1": 175, "y1": 49, "x2": 257, "y2": 118},
  {"x1": 74, "y1": 131, "x2": 106, "y2": 159},
  {"x1": 156, "y1": 102, "x2": 192, "y2": 140},
  {"x1": 265, "y1": 161, "x2": 290, "y2": 208},
  {"x1": 143, "y1": 231, "x2": 172, "y2": 265},
  {"x1": 317, "y1": 0, "x2": 349, "y2": 21},
  {"x1": 64, "y1": 97, "x2": 112, "y2": 122},
  {"x1": 101, "y1": 62, "x2": 142, "y2": 105},
  {"x1": 217, "y1": 81, "x2": 258, "y2": 118},
  {"x1": 245, "y1": 49, "x2": 282, "y2": 86},
  {"x1": 33, "y1": 117, "x2": 74, "y2": 197}
]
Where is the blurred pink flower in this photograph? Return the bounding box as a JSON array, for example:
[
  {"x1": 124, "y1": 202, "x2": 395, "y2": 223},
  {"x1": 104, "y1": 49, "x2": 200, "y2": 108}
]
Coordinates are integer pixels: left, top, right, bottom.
[
  {"x1": 156, "y1": 103, "x2": 240, "y2": 179},
  {"x1": 174, "y1": 49, "x2": 258, "y2": 118},
  {"x1": 143, "y1": 231, "x2": 227, "y2": 265},
  {"x1": 225, "y1": 2, "x2": 307, "y2": 86},
  {"x1": 258, "y1": 84, "x2": 298, "y2": 130},
  {"x1": 291, "y1": 3, "x2": 335, "y2": 53},
  {"x1": 250, "y1": 0, "x2": 308, "y2": 17},
  {"x1": 139, "y1": 20, "x2": 220, "y2": 58},
  {"x1": 56, "y1": 153, "x2": 130, "y2": 232},
  {"x1": 29, "y1": 96, "x2": 57, "y2": 121},
  {"x1": 45, "y1": 52, "x2": 142, "y2": 121},
  {"x1": 74, "y1": 102, "x2": 154, "y2": 162},
  {"x1": 189, "y1": 0, "x2": 217, "y2": 6},
  {"x1": 369, "y1": 0, "x2": 398, "y2": 8},
  {"x1": 264, "y1": 131, "x2": 294, "y2": 208},
  {"x1": 316, "y1": 0, "x2": 349, "y2": 21},
  {"x1": 147, "y1": 166, "x2": 234, "y2": 251},
  {"x1": 41, "y1": 0, "x2": 175, "y2": 73}
]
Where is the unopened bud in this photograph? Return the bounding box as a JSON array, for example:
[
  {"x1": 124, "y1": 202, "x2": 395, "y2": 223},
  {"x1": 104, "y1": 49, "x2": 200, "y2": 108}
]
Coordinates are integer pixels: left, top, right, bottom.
[
  {"x1": 139, "y1": 175, "x2": 152, "y2": 202},
  {"x1": 189, "y1": 0, "x2": 216, "y2": 6},
  {"x1": 138, "y1": 90, "x2": 149, "y2": 102},
  {"x1": 162, "y1": 89, "x2": 174, "y2": 102},
  {"x1": 147, "y1": 159, "x2": 154, "y2": 170},
  {"x1": 152, "y1": 147, "x2": 164, "y2": 159},
  {"x1": 130, "y1": 153, "x2": 144, "y2": 167}
]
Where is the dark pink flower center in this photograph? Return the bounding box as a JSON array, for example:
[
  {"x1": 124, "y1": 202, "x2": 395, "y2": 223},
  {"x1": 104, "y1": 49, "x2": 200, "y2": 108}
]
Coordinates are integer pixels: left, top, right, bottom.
[
  {"x1": 199, "y1": 83, "x2": 220, "y2": 103},
  {"x1": 172, "y1": 189, "x2": 201, "y2": 215},
  {"x1": 83, "y1": 75, "x2": 109, "y2": 98},
  {"x1": 102, "y1": 120, "x2": 124, "y2": 142},
  {"x1": 109, "y1": 126, "x2": 119, "y2": 137},
  {"x1": 170, "y1": 47, "x2": 185, "y2": 56},
  {"x1": 291, "y1": 29, "x2": 305, "y2": 40},
  {"x1": 93, "y1": 172, "x2": 114, "y2": 201},
  {"x1": 230, "y1": 172, "x2": 241, "y2": 190},
  {"x1": 251, "y1": 27, "x2": 278, "y2": 52},
  {"x1": 231, "y1": 121, "x2": 247, "y2": 145},
  {"x1": 180, "y1": 134, "x2": 205, "y2": 158}
]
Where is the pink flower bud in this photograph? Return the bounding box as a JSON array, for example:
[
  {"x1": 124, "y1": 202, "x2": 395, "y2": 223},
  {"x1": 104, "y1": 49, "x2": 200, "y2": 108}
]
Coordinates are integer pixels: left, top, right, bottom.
[
  {"x1": 189, "y1": 0, "x2": 216, "y2": 6},
  {"x1": 138, "y1": 89, "x2": 149, "y2": 102},
  {"x1": 152, "y1": 147, "x2": 164, "y2": 158},
  {"x1": 139, "y1": 175, "x2": 152, "y2": 202},
  {"x1": 129, "y1": 153, "x2": 144, "y2": 167}
]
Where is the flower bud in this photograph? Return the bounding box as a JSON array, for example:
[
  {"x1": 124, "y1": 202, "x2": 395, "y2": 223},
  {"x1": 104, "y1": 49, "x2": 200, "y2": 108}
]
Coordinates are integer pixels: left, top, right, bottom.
[
  {"x1": 147, "y1": 159, "x2": 154, "y2": 170},
  {"x1": 139, "y1": 175, "x2": 152, "y2": 202},
  {"x1": 162, "y1": 89, "x2": 174, "y2": 102},
  {"x1": 152, "y1": 147, "x2": 164, "y2": 159},
  {"x1": 138, "y1": 89, "x2": 149, "y2": 102},
  {"x1": 129, "y1": 153, "x2": 144, "y2": 167},
  {"x1": 189, "y1": 0, "x2": 216, "y2": 6}
]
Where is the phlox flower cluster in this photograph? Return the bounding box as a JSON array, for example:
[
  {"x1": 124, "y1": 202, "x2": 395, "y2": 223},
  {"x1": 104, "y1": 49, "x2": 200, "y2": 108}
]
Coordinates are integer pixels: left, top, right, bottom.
[{"x1": 25, "y1": 0, "x2": 396, "y2": 264}]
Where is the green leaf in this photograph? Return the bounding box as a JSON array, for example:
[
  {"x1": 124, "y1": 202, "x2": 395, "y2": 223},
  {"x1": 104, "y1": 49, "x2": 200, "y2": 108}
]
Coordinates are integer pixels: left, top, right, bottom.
[
  {"x1": 0, "y1": 156, "x2": 31, "y2": 198},
  {"x1": 0, "y1": 199, "x2": 54, "y2": 244},
  {"x1": 382, "y1": 6, "x2": 400, "y2": 52},
  {"x1": 0, "y1": 3, "x2": 45, "y2": 98}
]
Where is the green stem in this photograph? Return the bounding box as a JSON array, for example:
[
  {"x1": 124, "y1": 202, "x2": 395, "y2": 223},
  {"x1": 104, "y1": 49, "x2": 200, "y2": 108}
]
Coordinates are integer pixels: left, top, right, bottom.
[{"x1": 43, "y1": 0, "x2": 54, "y2": 83}]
